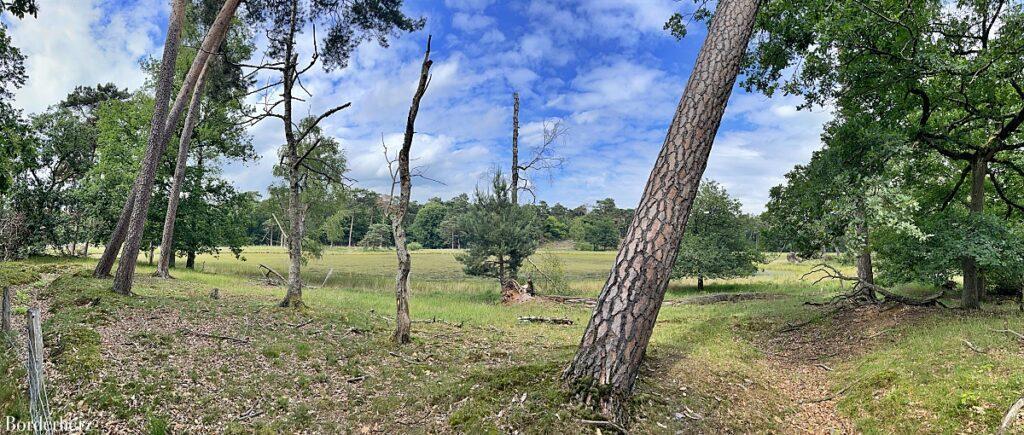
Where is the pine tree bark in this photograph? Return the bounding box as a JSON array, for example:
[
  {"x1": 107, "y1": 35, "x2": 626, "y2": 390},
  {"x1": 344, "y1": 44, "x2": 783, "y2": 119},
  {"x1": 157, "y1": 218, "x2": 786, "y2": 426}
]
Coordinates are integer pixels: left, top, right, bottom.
[
  {"x1": 391, "y1": 37, "x2": 432, "y2": 344},
  {"x1": 962, "y1": 157, "x2": 987, "y2": 309},
  {"x1": 155, "y1": 62, "x2": 210, "y2": 279},
  {"x1": 93, "y1": 0, "x2": 187, "y2": 278},
  {"x1": 510, "y1": 92, "x2": 520, "y2": 204},
  {"x1": 563, "y1": 0, "x2": 761, "y2": 424},
  {"x1": 111, "y1": 0, "x2": 241, "y2": 295}
]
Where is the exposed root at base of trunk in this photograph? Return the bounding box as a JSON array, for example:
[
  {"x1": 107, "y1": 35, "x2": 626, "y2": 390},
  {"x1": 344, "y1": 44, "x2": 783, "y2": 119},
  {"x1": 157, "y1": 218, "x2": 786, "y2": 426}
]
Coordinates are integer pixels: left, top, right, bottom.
[
  {"x1": 151, "y1": 270, "x2": 174, "y2": 279},
  {"x1": 278, "y1": 295, "x2": 306, "y2": 309},
  {"x1": 564, "y1": 375, "x2": 631, "y2": 430}
]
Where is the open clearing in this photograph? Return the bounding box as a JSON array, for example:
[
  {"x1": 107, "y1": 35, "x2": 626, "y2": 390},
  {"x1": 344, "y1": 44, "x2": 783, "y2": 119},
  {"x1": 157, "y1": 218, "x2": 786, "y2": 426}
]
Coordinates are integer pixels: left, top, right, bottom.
[{"x1": 3, "y1": 249, "x2": 1024, "y2": 433}]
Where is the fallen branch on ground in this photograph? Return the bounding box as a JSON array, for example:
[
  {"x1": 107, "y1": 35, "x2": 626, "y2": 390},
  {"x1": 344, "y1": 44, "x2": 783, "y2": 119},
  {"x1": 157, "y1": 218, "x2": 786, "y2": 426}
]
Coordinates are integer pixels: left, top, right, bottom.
[
  {"x1": 518, "y1": 316, "x2": 573, "y2": 325},
  {"x1": 285, "y1": 319, "x2": 314, "y2": 329},
  {"x1": 180, "y1": 328, "x2": 250, "y2": 344},
  {"x1": 411, "y1": 317, "x2": 464, "y2": 328},
  {"x1": 799, "y1": 374, "x2": 868, "y2": 404},
  {"x1": 961, "y1": 338, "x2": 987, "y2": 354},
  {"x1": 579, "y1": 419, "x2": 627, "y2": 433},
  {"x1": 991, "y1": 324, "x2": 1024, "y2": 341},
  {"x1": 258, "y1": 264, "x2": 285, "y2": 286},
  {"x1": 999, "y1": 397, "x2": 1024, "y2": 434}
]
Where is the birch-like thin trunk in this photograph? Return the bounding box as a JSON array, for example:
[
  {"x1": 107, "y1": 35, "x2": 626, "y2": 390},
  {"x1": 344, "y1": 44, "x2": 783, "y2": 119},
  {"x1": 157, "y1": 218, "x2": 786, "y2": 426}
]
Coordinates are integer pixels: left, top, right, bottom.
[
  {"x1": 391, "y1": 37, "x2": 432, "y2": 344},
  {"x1": 111, "y1": 0, "x2": 241, "y2": 295},
  {"x1": 155, "y1": 62, "x2": 210, "y2": 278},
  {"x1": 563, "y1": 0, "x2": 761, "y2": 424}
]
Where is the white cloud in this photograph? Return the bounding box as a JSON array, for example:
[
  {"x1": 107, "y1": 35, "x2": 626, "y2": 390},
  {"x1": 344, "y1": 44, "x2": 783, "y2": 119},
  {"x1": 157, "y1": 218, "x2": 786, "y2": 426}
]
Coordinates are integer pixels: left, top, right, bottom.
[
  {"x1": 451, "y1": 12, "x2": 494, "y2": 32},
  {"x1": 5, "y1": 0, "x2": 165, "y2": 114}
]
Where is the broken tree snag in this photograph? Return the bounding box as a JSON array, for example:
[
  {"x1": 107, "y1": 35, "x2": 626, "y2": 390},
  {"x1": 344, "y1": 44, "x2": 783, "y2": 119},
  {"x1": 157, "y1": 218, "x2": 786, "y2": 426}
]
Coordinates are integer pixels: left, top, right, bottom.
[
  {"x1": 518, "y1": 316, "x2": 573, "y2": 325},
  {"x1": 387, "y1": 35, "x2": 433, "y2": 345},
  {"x1": 501, "y1": 279, "x2": 534, "y2": 304},
  {"x1": 258, "y1": 264, "x2": 286, "y2": 286},
  {"x1": 802, "y1": 263, "x2": 947, "y2": 308},
  {"x1": 787, "y1": 252, "x2": 802, "y2": 263}
]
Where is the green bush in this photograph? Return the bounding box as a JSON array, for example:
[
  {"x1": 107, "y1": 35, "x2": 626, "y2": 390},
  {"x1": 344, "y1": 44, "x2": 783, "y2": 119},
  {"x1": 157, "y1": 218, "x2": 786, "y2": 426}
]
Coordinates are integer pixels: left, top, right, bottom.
[{"x1": 407, "y1": 242, "x2": 423, "y2": 251}]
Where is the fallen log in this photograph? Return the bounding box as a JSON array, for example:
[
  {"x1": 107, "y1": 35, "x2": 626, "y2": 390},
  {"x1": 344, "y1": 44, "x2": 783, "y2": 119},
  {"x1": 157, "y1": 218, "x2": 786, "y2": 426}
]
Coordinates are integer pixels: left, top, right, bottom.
[{"x1": 518, "y1": 316, "x2": 573, "y2": 325}]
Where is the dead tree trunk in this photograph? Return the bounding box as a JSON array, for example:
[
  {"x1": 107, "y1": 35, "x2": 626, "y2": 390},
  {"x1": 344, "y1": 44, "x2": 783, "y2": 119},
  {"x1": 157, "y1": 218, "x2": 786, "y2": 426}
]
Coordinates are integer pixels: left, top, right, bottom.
[
  {"x1": 110, "y1": 0, "x2": 240, "y2": 295},
  {"x1": 962, "y1": 157, "x2": 987, "y2": 309},
  {"x1": 390, "y1": 37, "x2": 432, "y2": 344},
  {"x1": 563, "y1": 0, "x2": 761, "y2": 424},
  {"x1": 156, "y1": 62, "x2": 211, "y2": 278},
  {"x1": 511, "y1": 91, "x2": 520, "y2": 204}
]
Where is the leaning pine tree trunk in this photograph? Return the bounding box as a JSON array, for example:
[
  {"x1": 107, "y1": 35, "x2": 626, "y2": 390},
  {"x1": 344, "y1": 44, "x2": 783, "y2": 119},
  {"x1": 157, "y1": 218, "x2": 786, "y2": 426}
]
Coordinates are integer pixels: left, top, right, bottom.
[
  {"x1": 563, "y1": 0, "x2": 761, "y2": 424},
  {"x1": 94, "y1": 0, "x2": 187, "y2": 278},
  {"x1": 155, "y1": 62, "x2": 211, "y2": 278},
  {"x1": 391, "y1": 37, "x2": 433, "y2": 344},
  {"x1": 111, "y1": 0, "x2": 241, "y2": 295}
]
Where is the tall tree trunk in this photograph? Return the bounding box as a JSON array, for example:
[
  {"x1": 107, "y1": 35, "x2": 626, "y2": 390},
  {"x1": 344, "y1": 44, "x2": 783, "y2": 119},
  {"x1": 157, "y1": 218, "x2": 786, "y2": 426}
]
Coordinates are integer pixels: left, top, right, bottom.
[
  {"x1": 186, "y1": 251, "x2": 196, "y2": 269},
  {"x1": 697, "y1": 275, "x2": 704, "y2": 291},
  {"x1": 348, "y1": 214, "x2": 354, "y2": 247},
  {"x1": 510, "y1": 92, "x2": 520, "y2": 204},
  {"x1": 563, "y1": 0, "x2": 761, "y2": 424},
  {"x1": 390, "y1": 37, "x2": 432, "y2": 345},
  {"x1": 110, "y1": 0, "x2": 241, "y2": 295},
  {"x1": 853, "y1": 201, "x2": 876, "y2": 300},
  {"x1": 155, "y1": 62, "x2": 211, "y2": 278},
  {"x1": 962, "y1": 156, "x2": 987, "y2": 309},
  {"x1": 279, "y1": 7, "x2": 304, "y2": 308}
]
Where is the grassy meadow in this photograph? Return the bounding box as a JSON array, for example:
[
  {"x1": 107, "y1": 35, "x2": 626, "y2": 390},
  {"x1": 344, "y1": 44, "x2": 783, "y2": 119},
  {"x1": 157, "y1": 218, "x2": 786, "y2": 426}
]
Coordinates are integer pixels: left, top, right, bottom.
[{"x1": 1, "y1": 247, "x2": 1024, "y2": 433}]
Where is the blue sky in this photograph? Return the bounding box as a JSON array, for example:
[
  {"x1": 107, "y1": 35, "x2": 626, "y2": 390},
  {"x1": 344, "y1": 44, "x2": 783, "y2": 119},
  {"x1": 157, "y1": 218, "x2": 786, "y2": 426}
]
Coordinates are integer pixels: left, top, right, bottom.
[{"x1": 4, "y1": 0, "x2": 832, "y2": 213}]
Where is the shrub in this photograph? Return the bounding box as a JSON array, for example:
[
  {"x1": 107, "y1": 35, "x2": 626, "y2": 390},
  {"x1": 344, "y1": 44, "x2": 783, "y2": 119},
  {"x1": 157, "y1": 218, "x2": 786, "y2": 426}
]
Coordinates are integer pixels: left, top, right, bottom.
[
  {"x1": 574, "y1": 241, "x2": 595, "y2": 251},
  {"x1": 407, "y1": 242, "x2": 423, "y2": 251}
]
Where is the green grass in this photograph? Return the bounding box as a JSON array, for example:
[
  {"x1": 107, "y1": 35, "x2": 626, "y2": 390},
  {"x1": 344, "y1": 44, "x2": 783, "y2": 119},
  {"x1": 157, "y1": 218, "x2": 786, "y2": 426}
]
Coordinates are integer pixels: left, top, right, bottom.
[{"x1": 4, "y1": 248, "x2": 1022, "y2": 432}]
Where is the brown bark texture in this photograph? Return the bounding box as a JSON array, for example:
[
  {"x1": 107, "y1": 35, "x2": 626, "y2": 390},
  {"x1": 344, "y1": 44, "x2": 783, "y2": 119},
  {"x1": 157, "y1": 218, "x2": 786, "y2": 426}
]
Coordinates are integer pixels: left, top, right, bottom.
[
  {"x1": 111, "y1": 0, "x2": 240, "y2": 295},
  {"x1": 962, "y1": 157, "x2": 987, "y2": 308},
  {"x1": 562, "y1": 0, "x2": 761, "y2": 424},
  {"x1": 155, "y1": 62, "x2": 211, "y2": 278},
  {"x1": 93, "y1": 0, "x2": 187, "y2": 278}
]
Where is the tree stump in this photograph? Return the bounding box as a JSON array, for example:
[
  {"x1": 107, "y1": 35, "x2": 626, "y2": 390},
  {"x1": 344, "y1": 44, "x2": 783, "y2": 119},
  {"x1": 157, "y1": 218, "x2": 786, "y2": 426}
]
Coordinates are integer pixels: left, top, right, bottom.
[{"x1": 501, "y1": 279, "x2": 533, "y2": 304}]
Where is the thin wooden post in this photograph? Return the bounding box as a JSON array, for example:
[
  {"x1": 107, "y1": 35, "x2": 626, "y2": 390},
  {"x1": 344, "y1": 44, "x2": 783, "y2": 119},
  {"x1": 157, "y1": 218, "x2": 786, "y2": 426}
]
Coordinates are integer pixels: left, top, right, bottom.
[
  {"x1": 1, "y1": 286, "x2": 10, "y2": 332},
  {"x1": 26, "y1": 308, "x2": 53, "y2": 434}
]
